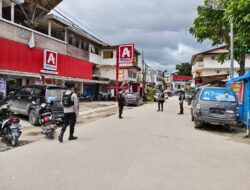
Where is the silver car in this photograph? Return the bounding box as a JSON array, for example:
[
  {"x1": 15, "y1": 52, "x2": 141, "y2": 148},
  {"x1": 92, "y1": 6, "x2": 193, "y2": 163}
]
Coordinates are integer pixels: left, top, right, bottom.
[
  {"x1": 125, "y1": 93, "x2": 143, "y2": 106},
  {"x1": 191, "y1": 87, "x2": 239, "y2": 128}
]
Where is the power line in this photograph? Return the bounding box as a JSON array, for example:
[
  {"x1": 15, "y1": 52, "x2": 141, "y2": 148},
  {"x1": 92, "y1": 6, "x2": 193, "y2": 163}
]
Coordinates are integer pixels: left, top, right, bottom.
[
  {"x1": 55, "y1": 7, "x2": 188, "y2": 33},
  {"x1": 53, "y1": 8, "x2": 107, "y2": 43}
]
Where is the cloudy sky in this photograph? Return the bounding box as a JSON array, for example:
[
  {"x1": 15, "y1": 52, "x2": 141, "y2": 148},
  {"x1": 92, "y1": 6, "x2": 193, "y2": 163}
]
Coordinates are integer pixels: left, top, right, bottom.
[{"x1": 56, "y1": 0, "x2": 211, "y2": 72}]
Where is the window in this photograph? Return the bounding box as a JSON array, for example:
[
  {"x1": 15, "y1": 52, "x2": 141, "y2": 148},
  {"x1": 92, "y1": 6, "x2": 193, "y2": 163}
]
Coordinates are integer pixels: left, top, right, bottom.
[
  {"x1": 103, "y1": 51, "x2": 114, "y2": 59},
  {"x1": 33, "y1": 87, "x2": 46, "y2": 96},
  {"x1": 82, "y1": 41, "x2": 89, "y2": 51},
  {"x1": 211, "y1": 56, "x2": 216, "y2": 60},
  {"x1": 200, "y1": 89, "x2": 236, "y2": 102},
  {"x1": 16, "y1": 87, "x2": 33, "y2": 96},
  {"x1": 128, "y1": 71, "x2": 137, "y2": 79},
  {"x1": 90, "y1": 45, "x2": 101, "y2": 55},
  {"x1": 69, "y1": 32, "x2": 77, "y2": 46}
]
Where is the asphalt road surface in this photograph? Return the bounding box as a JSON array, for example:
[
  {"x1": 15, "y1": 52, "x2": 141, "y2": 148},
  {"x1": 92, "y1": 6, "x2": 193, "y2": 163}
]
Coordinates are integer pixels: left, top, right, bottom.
[{"x1": 1, "y1": 97, "x2": 250, "y2": 190}]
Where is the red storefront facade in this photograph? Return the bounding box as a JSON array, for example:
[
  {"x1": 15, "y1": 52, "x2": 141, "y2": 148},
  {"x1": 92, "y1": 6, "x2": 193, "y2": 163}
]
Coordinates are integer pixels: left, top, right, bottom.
[
  {"x1": 0, "y1": 37, "x2": 92, "y2": 79},
  {"x1": 0, "y1": 37, "x2": 93, "y2": 94}
]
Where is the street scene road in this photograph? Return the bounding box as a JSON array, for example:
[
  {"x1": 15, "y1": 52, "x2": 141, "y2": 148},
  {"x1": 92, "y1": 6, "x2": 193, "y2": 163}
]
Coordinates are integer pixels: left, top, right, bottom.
[
  {"x1": 1, "y1": 97, "x2": 250, "y2": 190},
  {"x1": 1, "y1": 0, "x2": 250, "y2": 190}
]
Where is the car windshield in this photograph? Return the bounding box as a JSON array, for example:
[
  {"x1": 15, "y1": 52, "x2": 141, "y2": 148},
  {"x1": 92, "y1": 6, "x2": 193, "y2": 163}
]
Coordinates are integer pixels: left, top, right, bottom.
[
  {"x1": 46, "y1": 87, "x2": 65, "y2": 103},
  {"x1": 200, "y1": 89, "x2": 236, "y2": 102},
  {"x1": 126, "y1": 93, "x2": 137, "y2": 98}
]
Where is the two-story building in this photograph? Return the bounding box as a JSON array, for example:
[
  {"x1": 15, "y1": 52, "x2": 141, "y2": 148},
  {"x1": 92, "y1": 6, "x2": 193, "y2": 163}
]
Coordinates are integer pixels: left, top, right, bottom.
[
  {"x1": 0, "y1": 0, "x2": 111, "y2": 96},
  {"x1": 0, "y1": 0, "x2": 142, "y2": 97},
  {"x1": 191, "y1": 46, "x2": 250, "y2": 85},
  {"x1": 91, "y1": 46, "x2": 142, "y2": 97}
]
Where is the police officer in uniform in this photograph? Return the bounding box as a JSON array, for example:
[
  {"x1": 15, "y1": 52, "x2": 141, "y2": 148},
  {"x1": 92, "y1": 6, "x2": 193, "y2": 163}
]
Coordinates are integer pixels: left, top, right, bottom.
[
  {"x1": 118, "y1": 89, "x2": 125, "y2": 119},
  {"x1": 59, "y1": 82, "x2": 79, "y2": 143}
]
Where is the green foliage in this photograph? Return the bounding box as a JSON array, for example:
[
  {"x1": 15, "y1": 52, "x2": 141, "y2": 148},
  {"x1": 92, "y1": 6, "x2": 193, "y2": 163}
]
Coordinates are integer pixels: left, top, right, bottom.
[
  {"x1": 176, "y1": 63, "x2": 192, "y2": 76},
  {"x1": 190, "y1": 0, "x2": 250, "y2": 75},
  {"x1": 146, "y1": 87, "x2": 157, "y2": 102}
]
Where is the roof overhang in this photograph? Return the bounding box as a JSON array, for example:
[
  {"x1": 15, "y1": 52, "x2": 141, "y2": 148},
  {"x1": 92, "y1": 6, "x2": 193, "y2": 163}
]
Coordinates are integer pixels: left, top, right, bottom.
[{"x1": 191, "y1": 46, "x2": 227, "y2": 65}]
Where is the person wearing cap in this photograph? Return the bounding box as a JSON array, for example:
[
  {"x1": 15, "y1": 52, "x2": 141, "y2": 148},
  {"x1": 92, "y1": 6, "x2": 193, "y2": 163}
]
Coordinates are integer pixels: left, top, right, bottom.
[
  {"x1": 59, "y1": 82, "x2": 79, "y2": 142},
  {"x1": 118, "y1": 89, "x2": 125, "y2": 119}
]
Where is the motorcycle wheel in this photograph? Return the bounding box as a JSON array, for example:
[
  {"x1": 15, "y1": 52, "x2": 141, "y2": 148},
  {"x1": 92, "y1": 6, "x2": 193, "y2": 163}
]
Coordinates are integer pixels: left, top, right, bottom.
[{"x1": 11, "y1": 136, "x2": 18, "y2": 147}]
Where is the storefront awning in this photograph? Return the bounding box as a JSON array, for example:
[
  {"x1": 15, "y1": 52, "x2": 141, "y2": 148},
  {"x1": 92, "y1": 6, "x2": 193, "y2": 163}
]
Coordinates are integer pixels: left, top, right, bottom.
[{"x1": 0, "y1": 70, "x2": 109, "y2": 84}]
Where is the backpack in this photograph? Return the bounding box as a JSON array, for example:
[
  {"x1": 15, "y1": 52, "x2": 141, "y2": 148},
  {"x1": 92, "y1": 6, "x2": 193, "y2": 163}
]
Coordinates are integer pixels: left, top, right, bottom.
[{"x1": 62, "y1": 92, "x2": 74, "y2": 107}]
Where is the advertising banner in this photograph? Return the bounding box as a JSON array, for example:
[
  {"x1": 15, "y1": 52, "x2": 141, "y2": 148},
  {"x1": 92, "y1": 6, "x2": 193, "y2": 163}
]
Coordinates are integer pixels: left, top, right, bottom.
[
  {"x1": 230, "y1": 82, "x2": 244, "y2": 104},
  {"x1": 0, "y1": 78, "x2": 7, "y2": 97},
  {"x1": 118, "y1": 44, "x2": 134, "y2": 68}
]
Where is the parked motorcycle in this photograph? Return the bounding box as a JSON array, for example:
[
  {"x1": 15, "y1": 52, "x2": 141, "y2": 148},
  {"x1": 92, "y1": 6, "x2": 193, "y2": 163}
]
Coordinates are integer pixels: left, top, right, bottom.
[
  {"x1": 39, "y1": 103, "x2": 57, "y2": 139},
  {"x1": 0, "y1": 103, "x2": 22, "y2": 146}
]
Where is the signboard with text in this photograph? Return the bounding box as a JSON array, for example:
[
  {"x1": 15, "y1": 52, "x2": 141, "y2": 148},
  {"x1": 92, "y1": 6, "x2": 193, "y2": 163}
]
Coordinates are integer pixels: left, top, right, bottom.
[
  {"x1": 230, "y1": 82, "x2": 244, "y2": 105},
  {"x1": 43, "y1": 50, "x2": 58, "y2": 71},
  {"x1": 118, "y1": 44, "x2": 134, "y2": 68}
]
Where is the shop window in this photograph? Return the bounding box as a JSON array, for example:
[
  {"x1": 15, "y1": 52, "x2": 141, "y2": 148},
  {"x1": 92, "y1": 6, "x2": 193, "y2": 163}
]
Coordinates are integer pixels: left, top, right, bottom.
[{"x1": 103, "y1": 51, "x2": 114, "y2": 59}]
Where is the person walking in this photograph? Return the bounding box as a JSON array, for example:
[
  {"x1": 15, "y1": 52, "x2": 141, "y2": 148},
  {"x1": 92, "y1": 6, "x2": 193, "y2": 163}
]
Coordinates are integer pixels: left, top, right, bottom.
[
  {"x1": 118, "y1": 89, "x2": 125, "y2": 119},
  {"x1": 59, "y1": 82, "x2": 79, "y2": 143},
  {"x1": 157, "y1": 90, "x2": 165, "y2": 112},
  {"x1": 178, "y1": 91, "x2": 185, "y2": 115}
]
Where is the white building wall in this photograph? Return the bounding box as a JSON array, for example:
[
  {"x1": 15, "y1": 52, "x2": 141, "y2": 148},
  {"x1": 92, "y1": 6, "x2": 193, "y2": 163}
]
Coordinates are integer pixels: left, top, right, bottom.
[
  {"x1": 99, "y1": 66, "x2": 116, "y2": 81},
  {"x1": 192, "y1": 53, "x2": 250, "y2": 78},
  {"x1": 89, "y1": 53, "x2": 102, "y2": 64}
]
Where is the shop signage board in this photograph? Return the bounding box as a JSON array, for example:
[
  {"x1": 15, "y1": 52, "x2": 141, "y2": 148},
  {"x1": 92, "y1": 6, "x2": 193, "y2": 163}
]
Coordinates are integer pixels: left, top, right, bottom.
[
  {"x1": 43, "y1": 50, "x2": 58, "y2": 71},
  {"x1": 0, "y1": 78, "x2": 7, "y2": 97},
  {"x1": 118, "y1": 70, "x2": 125, "y2": 79},
  {"x1": 230, "y1": 82, "x2": 244, "y2": 104},
  {"x1": 118, "y1": 44, "x2": 134, "y2": 68}
]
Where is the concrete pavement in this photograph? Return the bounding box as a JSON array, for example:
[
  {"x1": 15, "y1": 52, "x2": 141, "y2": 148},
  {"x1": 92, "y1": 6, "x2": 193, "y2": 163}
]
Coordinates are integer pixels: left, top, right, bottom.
[{"x1": 0, "y1": 97, "x2": 250, "y2": 190}]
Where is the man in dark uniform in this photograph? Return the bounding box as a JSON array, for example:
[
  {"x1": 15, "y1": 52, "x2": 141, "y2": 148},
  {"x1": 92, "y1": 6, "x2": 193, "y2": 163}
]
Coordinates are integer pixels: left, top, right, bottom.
[
  {"x1": 118, "y1": 89, "x2": 125, "y2": 119},
  {"x1": 178, "y1": 91, "x2": 185, "y2": 115}
]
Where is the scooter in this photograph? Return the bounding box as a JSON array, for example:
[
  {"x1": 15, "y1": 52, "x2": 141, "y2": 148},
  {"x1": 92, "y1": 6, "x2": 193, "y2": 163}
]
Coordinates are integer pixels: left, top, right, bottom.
[
  {"x1": 0, "y1": 103, "x2": 22, "y2": 146},
  {"x1": 39, "y1": 103, "x2": 57, "y2": 139}
]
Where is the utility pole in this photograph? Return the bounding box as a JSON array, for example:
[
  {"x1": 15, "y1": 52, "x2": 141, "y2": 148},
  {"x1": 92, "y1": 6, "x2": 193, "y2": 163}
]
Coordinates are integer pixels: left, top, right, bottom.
[
  {"x1": 230, "y1": 18, "x2": 234, "y2": 79},
  {"x1": 142, "y1": 50, "x2": 146, "y2": 101}
]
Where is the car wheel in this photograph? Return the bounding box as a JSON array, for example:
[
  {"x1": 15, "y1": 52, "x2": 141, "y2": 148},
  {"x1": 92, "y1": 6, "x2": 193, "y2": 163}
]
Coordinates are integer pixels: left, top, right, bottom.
[
  {"x1": 29, "y1": 109, "x2": 39, "y2": 126},
  {"x1": 191, "y1": 114, "x2": 194, "y2": 122},
  {"x1": 194, "y1": 119, "x2": 202, "y2": 129}
]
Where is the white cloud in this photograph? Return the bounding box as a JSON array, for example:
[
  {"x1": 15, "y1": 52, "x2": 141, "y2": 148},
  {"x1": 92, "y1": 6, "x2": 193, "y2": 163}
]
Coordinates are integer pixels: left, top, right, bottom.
[{"x1": 56, "y1": 0, "x2": 211, "y2": 71}]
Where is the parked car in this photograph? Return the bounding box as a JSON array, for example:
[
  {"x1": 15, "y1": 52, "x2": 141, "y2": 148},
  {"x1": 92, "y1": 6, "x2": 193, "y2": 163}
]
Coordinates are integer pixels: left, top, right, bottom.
[
  {"x1": 154, "y1": 92, "x2": 168, "y2": 102},
  {"x1": 125, "y1": 93, "x2": 143, "y2": 106},
  {"x1": 8, "y1": 85, "x2": 65, "y2": 125},
  {"x1": 191, "y1": 87, "x2": 239, "y2": 128}
]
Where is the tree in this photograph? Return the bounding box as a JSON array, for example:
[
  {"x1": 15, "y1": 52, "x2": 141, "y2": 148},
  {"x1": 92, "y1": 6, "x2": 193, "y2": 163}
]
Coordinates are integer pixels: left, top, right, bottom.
[
  {"x1": 176, "y1": 63, "x2": 192, "y2": 76},
  {"x1": 190, "y1": 0, "x2": 250, "y2": 75}
]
